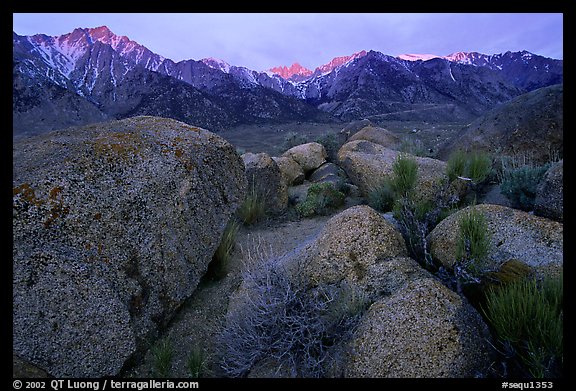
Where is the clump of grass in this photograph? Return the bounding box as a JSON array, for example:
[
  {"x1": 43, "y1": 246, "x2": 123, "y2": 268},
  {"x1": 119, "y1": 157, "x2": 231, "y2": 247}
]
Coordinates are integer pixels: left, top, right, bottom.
[
  {"x1": 455, "y1": 206, "x2": 491, "y2": 281},
  {"x1": 368, "y1": 154, "x2": 418, "y2": 213},
  {"x1": 392, "y1": 153, "x2": 418, "y2": 197},
  {"x1": 296, "y1": 182, "x2": 345, "y2": 217},
  {"x1": 446, "y1": 150, "x2": 492, "y2": 185},
  {"x1": 187, "y1": 346, "x2": 207, "y2": 378},
  {"x1": 447, "y1": 149, "x2": 468, "y2": 182},
  {"x1": 206, "y1": 218, "x2": 240, "y2": 280},
  {"x1": 368, "y1": 178, "x2": 396, "y2": 212},
  {"x1": 151, "y1": 338, "x2": 174, "y2": 378},
  {"x1": 237, "y1": 184, "x2": 266, "y2": 225},
  {"x1": 483, "y1": 274, "x2": 563, "y2": 378},
  {"x1": 500, "y1": 164, "x2": 550, "y2": 211},
  {"x1": 468, "y1": 151, "x2": 492, "y2": 184}
]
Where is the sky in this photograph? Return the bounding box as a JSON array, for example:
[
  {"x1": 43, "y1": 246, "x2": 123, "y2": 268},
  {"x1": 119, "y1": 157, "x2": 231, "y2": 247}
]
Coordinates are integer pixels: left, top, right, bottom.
[{"x1": 12, "y1": 13, "x2": 563, "y2": 71}]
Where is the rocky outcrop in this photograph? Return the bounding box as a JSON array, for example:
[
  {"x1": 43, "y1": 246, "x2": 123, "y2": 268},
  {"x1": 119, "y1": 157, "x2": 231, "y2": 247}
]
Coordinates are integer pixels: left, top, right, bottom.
[
  {"x1": 534, "y1": 160, "x2": 563, "y2": 222},
  {"x1": 224, "y1": 205, "x2": 492, "y2": 378},
  {"x1": 272, "y1": 156, "x2": 305, "y2": 187},
  {"x1": 338, "y1": 140, "x2": 447, "y2": 203},
  {"x1": 427, "y1": 204, "x2": 563, "y2": 278},
  {"x1": 12, "y1": 116, "x2": 247, "y2": 377},
  {"x1": 348, "y1": 125, "x2": 401, "y2": 149},
  {"x1": 282, "y1": 142, "x2": 327, "y2": 173},
  {"x1": 242, "y1": 152, "x2": 288, "y2": 213},
  {"x1": 345, "y1": 278, "x2": 491, "y2": 377}
]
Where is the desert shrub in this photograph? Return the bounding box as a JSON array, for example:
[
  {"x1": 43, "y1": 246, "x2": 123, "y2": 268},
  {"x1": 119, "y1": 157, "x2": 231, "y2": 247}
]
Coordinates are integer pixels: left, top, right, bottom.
[
  {"x1": 206, "y1": 218, "x2": 240, "y2": 280},
  {"x1": 187, "y1": 346, "x2": 207, "y2": 378},
  {"x1": 455, "y1": 206, "x2": 491, "y2": 281},
  {"x1": 315, "y1": 133, "x2": 344, "y2": 162},
  {"x1": 217, "y1": 260, "x2": 367, "y2": 378},
  {"x1": 399, "y1": 137, "x2": 427, "y2": 157},
  {"x1": 296, "y1": 182, "x2": 345, "y2": 217},
  {"x1": 392, "y1": 153, "x2": 418, "y2": 197},
  {"x1": 483, "y1": 274, "x2": 563, "y2": 378},
  {"x1": 237, "y1": 184, "x2": 266, "y2": 225},
  {"x1": 392, "y1": 196, "x2": 449, "y2": 270},
  {"x1": 281, "y1": 132, "x2": 309, "y2": 153},
  {"x1": 500, "y1": 164, "x2": 550, "y2": 211},
  {"x1": 151, "y1": 338, "x2": 174, "y2": 378}
]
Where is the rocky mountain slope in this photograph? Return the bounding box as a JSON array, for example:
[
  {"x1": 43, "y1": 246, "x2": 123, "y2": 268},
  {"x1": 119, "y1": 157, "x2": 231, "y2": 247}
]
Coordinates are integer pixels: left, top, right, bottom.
[
  {"x1": 13, "y1": 28, "x2": 333, "y2": 136},
  {"x1": 436, "y1": 84, "x2": 563, "y2": 163},
  {"x1": 13, "y1": 26, "x2": 562, "y2": 135}
]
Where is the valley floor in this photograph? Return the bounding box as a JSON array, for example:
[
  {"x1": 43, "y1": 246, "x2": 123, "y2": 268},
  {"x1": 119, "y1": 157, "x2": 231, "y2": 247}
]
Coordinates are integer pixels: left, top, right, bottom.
[{"x1": 218, "y1": 120, "x2": 466, "y2": 159}]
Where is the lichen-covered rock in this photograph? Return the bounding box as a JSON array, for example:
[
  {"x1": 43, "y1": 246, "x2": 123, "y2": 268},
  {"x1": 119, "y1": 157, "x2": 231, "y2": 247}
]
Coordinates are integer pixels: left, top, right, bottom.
[
  {"x1": 348, "y1": 125, "x2": 401, "y2": 149},
  {"x1": 242, "y1": 152, "x2": 288, "y2": 213},
  {"x1": 272, "y1": 156, "x2": 305, "y2": 187},
  {"x1": 279, "y1": 205, "x2": 412, "y2": 297},
  {"x1": 337, "y1": 140, "x2": 447, "y2": 203},
  {"x1": 345, "y1": 278, "x2": 491, "y2": 378},
  {"x1": 13, "y1": 116, "x2": 247, "y2": 377},
  {"x1": 282, "y1": 142, "x2": 327, "y2": 173},
  {"x1": 534, "y1": 159, "x2": 563, "y2": 222},
  {"x1": 427, "y1": 204, "x2": 563, "y2": 278}
]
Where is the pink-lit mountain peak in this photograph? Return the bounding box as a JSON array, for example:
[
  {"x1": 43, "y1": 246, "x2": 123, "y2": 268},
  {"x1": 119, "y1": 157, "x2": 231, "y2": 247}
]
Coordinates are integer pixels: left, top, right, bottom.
[
  {"x1": 315, "y1": 50, "x2": 367, "y2": 74},
  {"x1": 269, "y1": 50, "x2": 368, "y2": 81},
  {"x1": 269, "y1": 63, "x2": 313, "y2": 79}
]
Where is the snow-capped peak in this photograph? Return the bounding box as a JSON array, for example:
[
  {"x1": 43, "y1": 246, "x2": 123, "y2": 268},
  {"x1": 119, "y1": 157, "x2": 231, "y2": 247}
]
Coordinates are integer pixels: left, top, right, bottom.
[
  {"x1": 201, "y1": 57, "x2": 231, "y2": 73},
  {"x1": 397, "y1": 53, "x2": 442, "y2": 61}
]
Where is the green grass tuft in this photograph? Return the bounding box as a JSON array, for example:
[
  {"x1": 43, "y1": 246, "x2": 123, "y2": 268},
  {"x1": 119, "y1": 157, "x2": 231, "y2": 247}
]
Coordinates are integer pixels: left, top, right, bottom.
[
  {"x1": 446, "y1": 150, "x2": 468, "y2": 182},
  {"x1": 207, "y1": 218, "x2": 240, "y2": 280},
  {"x1": 483, "y1": 274, "x2": 563, "y2": 377},
  {"x1": 237, "y1": 184, "x2": 266, "y2": 225},
  {"x1": 151, "y1": 338, "x2": 174, "y2": 378},
  {"x1": 187, "y1": 346, "x2": 207, "y2": 378},
  {"x1": 392, "y1": 153, "x2": 418, "y2": 197},
  {"x1": 456, "y1": 206, "x2": 491, "y2": 277}
]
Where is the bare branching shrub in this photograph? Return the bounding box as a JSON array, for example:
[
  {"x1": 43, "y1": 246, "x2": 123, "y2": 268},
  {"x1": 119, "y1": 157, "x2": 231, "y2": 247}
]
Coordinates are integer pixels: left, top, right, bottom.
[{"x1": 217, "y1": 255, "x2": 368, "y2": 377}]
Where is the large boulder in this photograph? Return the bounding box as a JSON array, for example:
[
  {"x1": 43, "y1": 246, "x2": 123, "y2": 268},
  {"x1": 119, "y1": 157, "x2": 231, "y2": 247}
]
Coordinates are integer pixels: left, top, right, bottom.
[
  {"x1": 282, "y1": 142, "x2": 327, "y2": 173},
  {"x1": 272, "y1": 156, "x2": 305, "y2": 187},
  {"x1": 534, "y1": 159, "x2": 563, "y2": 222},
  {"x1": 280, "y1": 205, "x2": 412, "y2": 296},
  {"x1": 345, "y1": 278, "x2": 491, "y2": 377},
  {"x1": 242, "y1": 152, "x2": 288, "y2": 213},
  {"x1": 13, "y1": 116, "x2": 247, "y2": 377},
  {"x1": 338, "y1": 140, "x2": 447, "y2": 203},
  {"x1": 427, "y1": 204, "x2": 563, "y2": 278},
  {"x1": 348, "y1": 125, "x2": 401, "y2": 149}
]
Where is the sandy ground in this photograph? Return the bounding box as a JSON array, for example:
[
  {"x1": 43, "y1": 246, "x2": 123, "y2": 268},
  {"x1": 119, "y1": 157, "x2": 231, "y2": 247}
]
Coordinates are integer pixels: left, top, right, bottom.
[{"x1": 123, "y1": 212, "x2": 335, "y2": 378}]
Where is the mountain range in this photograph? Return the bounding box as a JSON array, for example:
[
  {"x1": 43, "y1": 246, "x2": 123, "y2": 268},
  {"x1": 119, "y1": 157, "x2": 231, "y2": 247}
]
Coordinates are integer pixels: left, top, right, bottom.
[{"x1": 13, "y1": 26, "x2": 563, "y2": 136}]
